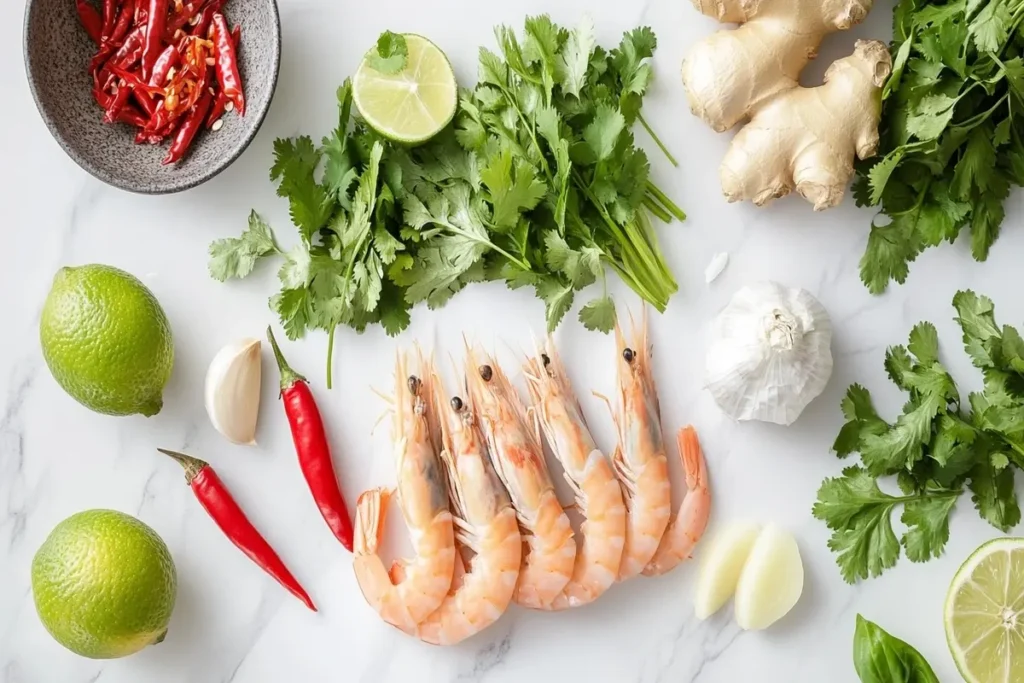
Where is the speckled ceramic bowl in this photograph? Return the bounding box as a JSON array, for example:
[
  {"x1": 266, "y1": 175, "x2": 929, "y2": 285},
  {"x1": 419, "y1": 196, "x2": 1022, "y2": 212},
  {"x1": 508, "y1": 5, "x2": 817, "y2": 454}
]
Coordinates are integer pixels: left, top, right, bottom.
[{"x1": 24, "y1": 0, "x2": 280, "y2": 194}]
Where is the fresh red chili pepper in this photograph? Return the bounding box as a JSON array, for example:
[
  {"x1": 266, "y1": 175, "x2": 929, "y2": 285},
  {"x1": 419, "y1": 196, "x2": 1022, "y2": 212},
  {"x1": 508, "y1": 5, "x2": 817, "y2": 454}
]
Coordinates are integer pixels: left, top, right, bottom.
[
  {"x1": 147, "y1": 44, "x2": 179, "y2": 86},
  {"x1": 162, "y1": 88, "x2": 211, "y2": 164},
  {"x1": 141, "y1": 0, "x2": 168, "y2": 80},
  {"x1": 103, "y1": 83, "x2": 131, "y2": 123},
  {"x1": 266, "y1": 327, "x2": 354, "y2": 552},
  {"x1": 158, "y1": 449, "x2": 317, "y2": 611},
  {"x1": 211, "y1": 13, "x2": 244, "y2": 116},
  {"x1": 76, "y1": 0, "x2": 103, "y2": 43}
]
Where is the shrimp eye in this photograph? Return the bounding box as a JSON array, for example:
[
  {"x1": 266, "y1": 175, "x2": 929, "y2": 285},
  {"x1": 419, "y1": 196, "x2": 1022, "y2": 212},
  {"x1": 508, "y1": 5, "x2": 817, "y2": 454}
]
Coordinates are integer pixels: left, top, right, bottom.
[
  {"x1": 407, "y1": 375, "x2": 421, "y2": 394},
  {"x1": 479, "y1": 365, "x2": 494, "y2": 382},
  {"x1": 623, "y1": 348, "x2": 635, "y2": 363},
  {"x1": 450, "y1": 396, "x2": 464, "y2": 412},
  {"x1": 541, "y1": 353, "x2": 551, "y2": 367}
]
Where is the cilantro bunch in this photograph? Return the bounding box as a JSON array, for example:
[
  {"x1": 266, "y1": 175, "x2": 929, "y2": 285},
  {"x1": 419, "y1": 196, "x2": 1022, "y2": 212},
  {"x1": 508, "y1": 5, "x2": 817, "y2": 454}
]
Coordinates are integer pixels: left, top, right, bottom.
[
  {"x1": 209, "y1": 18, "x2": 684, "y2": 386},
  {"x1": 855, "y1": 0, "x2": 1024, "y2": 293},
  {"x1": 814, "y1": 291, "x2": 1024, "y2": 583}
]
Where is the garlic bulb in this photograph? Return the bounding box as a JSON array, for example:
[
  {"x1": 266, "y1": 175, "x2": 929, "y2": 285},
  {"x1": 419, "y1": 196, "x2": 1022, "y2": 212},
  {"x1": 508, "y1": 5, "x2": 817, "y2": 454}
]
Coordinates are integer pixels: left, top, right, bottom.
[
  {"x1": 706, "y1": 282, "x2": 833, "y2": 426},
  {"x1": 205, "y1": 339, "x2": 262, "y2": 445}
]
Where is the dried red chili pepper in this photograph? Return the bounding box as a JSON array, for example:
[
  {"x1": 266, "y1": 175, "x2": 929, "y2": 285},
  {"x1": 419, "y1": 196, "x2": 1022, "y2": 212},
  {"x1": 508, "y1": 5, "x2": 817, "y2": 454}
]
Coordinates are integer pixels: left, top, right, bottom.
[
  {"x1": 205, "y1": 91, "x2": 227, "y2": 128},
  {"x1": 147, "y1": 44, "x2": 179, "y2": 87},
  {"x1": 76, "y1": 0, "x2": 103, "y2": 43},
  {"x1": 231, "y1": 24, "x2": 240, "y2": 44},
  {"x1": 158, "y1": 449, "x2": 317, "y2": 611},
  {"x1": 108, "y1": 25, "x2": 145, "y2": 70},
  {"x1": 266, "y1": 327, "x2": 354, "y2": 552},
  {"x1": 103, "y1": 83, "x2": 131, "y2": 123},
  {"x1": 211, "y1": 13, "x2": 244, "y2": 116},
  {"x1": 162, "y1": 88, "x2": 211, "y2": 164},
  {"x1": 141, "y1": 0, "x2": 168, "y2": 79},
  {"x1": 116, "y1": 106, "x2": 148, "y2": 127},
  {"x1": 100, "y1": 0, "x2": 118, "y2": 42},
  {"x1": 190, "y1": 0, "x2": 224, "y2": 40},
  {"x1": 108, "y1": 65, "x2": 160, "y2": 117},
  {"x1": 106, "y1": 0, "x2": 135, "y2": 48},
  {"x1": 165, "y1": 0, "x2": 203, "y2": 38}
]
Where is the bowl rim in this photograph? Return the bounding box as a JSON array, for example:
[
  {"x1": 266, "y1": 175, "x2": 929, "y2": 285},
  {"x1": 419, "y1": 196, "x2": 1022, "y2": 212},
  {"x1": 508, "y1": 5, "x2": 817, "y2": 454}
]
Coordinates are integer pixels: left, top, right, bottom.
[{"x1": 22, "y1": 0, "x2": 282, "y2": 195}]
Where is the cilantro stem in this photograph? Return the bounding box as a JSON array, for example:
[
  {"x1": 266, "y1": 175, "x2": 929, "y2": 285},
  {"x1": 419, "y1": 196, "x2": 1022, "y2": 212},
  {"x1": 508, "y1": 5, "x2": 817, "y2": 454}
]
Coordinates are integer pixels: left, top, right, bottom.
[
  {"x1": 326, "y1": 326, "x2": 336, "y2": 390},
  {"x1": 645, "y1": 181, "x2": 686, "y2": 221},
  {"x1": 438, "y1": 220, "x2": 532, "y2": 271},
  {"x1": 643, "y1": 197, "x2": 672, "y2": 223},
  {"x1": 638, "y1": 113, "x2": 679, "y2": 168}
]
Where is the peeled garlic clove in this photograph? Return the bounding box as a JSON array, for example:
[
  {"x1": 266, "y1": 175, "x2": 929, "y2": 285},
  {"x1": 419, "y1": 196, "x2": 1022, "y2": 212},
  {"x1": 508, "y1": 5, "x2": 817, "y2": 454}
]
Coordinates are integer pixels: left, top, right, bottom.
[
  {"x1": 205, "y1": 339, "x2": 262, "y2": 445},
  {"x1": 694, "y1": 522, "x2": 762, "y2": 620},
  {"x1": 706, "y1": 281, "x2": 833, "y2": 426},
  {"x1": 734, "y1": 525, "x2": 804, "y2": 630}
]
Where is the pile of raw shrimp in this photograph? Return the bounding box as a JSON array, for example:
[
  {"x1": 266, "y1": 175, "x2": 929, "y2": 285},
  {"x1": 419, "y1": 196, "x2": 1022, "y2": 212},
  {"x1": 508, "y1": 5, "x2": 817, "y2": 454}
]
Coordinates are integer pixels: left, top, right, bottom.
[{"x1": 352, "y1": 316, "x2": 712, "y2": 645}]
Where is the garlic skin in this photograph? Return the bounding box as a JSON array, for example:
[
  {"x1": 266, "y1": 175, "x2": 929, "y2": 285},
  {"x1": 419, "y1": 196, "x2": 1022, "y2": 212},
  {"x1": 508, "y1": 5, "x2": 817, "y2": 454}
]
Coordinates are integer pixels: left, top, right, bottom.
[
  {"x1": 205, "y1": 339, "x2": 262, "y2": 445},
  {"x1": 706, "y1": 282, "x2": 833, "y2": 426}
]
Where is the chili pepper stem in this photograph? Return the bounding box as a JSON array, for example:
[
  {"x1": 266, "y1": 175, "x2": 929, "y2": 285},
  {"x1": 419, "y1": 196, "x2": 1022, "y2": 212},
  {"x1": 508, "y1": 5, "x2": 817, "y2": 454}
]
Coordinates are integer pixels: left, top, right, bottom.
[
  {"x1": 266, "y1": 326, "x2": 306, "y2": 390},
  {"x1": 158, "y1": 448, "x2": 208, "y2": 483}
]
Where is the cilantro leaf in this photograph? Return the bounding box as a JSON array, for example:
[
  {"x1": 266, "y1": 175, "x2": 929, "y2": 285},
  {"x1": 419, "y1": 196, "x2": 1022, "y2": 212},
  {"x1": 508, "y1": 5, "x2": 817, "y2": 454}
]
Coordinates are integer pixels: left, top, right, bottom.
[
  {"x1": 479, "y1": 149, "x2": 546, "y2": 230},
  {"x1": 208, "y1": 211, "x2": 279, "y2": 281},
  {"x1": 814, "y1": 466, "x2": 902, "y2": 583},
  {"x1": 902, "y1": 494, "x2": 956, "y2": 562},
  {"x1": 366, "y1": 31, "x2": 408, "y2": 74},
  {"x1": 579, "y1": 295, "x2": 616, "y2": 332},
  {"x1": 556, "y1": 16, "x2": 595, "y2": 99},
  {"x1": 584, "y1": 104, "x2": 626, "y2": 162}
]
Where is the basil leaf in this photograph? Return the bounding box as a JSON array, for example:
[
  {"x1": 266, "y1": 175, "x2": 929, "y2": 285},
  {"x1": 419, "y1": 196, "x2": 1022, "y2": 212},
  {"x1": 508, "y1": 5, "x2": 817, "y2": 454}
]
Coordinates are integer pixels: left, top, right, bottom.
[{"x1": 854, "y1": 615, "x2": 939, "y2": 683}]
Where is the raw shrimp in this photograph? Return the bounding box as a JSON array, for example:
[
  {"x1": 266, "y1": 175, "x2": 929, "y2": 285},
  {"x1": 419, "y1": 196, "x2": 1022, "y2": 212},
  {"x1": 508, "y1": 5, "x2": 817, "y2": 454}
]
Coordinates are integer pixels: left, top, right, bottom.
[
  {"x1": 353, "y1": 352, "x2": 456, "y2": 633},
  {"x1": 523, "y1": 339, "x2": 626, "y2": 610},
  {"x1": 643, "y1": 426, "x2": 712, "y2": 576},
  {"x1": 466, "y1": 346, "x2": 576, "y2": 609},
  {"x1": 608, "y1": 311, "x2": 672, "y2": 581},
  {"x1": 415, "y1": 373, "x2": 521, "y2": 645}
]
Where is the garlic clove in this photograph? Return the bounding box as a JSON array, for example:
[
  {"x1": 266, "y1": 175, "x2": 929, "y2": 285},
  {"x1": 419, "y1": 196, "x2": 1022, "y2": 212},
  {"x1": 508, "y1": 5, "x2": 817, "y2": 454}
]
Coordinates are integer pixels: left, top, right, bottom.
[
  {"x1": 734, "y1": 525, "x2": 804, "y2": 630},
  {"x1": 705, "y1": 252, "x2": 729, "y2": 284},
  {"x1": 205, "y1": 338, "x2": 262, "y2": 445},
  {"x1": 706, "y1": 282, "x2": 833, "y2": 425},
  {"x1": 694, "y1": 522, "x2": 762, "y2": 620}
]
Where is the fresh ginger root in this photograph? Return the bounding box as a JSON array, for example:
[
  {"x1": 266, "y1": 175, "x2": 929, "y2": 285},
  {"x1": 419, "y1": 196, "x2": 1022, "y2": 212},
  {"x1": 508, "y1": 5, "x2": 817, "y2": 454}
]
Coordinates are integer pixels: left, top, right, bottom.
[{"x1": 681, "y1": 0, "x2": 892, "y2": 210}]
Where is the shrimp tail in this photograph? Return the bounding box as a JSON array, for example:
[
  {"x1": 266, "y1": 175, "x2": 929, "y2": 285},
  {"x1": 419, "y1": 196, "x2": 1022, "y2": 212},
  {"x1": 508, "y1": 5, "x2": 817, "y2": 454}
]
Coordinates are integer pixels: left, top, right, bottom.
[{"x1": 642, "y1": 427, "x2": 712, "y2": 577}]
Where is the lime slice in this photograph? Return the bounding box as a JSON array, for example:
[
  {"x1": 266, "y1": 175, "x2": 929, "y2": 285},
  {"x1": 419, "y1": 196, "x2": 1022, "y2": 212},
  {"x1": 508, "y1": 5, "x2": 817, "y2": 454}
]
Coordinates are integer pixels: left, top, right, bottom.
[
  {"x1": 353, "y1": 34, "x2": 457, "y2": 145},
  {"x1": 945, "y1": 537, "x2": 1024, "y2": 683}
]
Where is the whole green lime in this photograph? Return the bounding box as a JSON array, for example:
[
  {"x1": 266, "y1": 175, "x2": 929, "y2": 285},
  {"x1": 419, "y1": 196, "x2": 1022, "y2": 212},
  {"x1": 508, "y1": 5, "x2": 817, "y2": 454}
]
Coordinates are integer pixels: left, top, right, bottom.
[
  {"x1": 40, "y1": 265, "x2": 174, "y2": 416},
  {"x1": 32, "y1": 510, "x2": 177, "y2": 659}
]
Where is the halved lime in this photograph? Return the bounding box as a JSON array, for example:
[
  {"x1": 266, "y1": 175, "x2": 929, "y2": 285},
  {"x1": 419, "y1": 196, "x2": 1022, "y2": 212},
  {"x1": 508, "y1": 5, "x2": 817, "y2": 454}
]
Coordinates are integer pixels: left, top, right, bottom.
[
  {"x1": 945, "y1": 537, "x2": 1024, "y2": 682},
  {"x1": 353, "y1": 34, "x2": 457, "y2": 145}
]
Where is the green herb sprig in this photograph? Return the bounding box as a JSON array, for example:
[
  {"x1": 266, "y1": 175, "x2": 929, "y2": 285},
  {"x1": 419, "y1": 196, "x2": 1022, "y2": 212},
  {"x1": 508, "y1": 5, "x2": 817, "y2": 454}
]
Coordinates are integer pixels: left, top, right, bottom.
[
  {"x1": 208, "y1": 17, "x2": 684, "y2": 387},
  {"x1": 855, "y1": 0, "x2": 1024, "y2": 293},
  {"x1": 814, "y1": 290, "x2": 1024, "y2": 583}
]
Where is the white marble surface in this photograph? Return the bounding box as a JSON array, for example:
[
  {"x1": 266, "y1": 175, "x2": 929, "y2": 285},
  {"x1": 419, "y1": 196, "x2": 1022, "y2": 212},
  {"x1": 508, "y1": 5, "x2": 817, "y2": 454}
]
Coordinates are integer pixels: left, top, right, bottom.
[{"x1": 3, "y1": 0, "x2": 1021, "y2": 681}]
